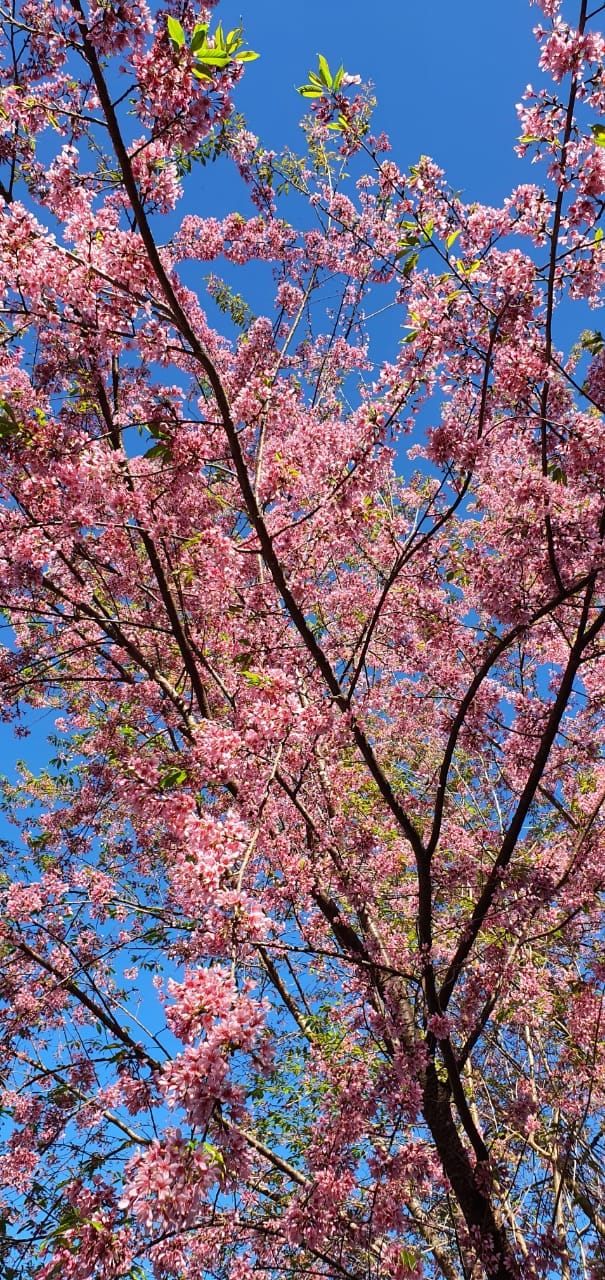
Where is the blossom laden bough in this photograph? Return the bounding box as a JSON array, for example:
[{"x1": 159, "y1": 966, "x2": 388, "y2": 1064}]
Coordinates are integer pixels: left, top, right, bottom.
[{"x1": 0, "y1": 1, "x2": 604, "y2": 1278}]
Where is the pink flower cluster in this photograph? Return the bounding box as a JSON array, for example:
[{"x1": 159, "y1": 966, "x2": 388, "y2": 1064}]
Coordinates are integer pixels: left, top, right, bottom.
[{"x1": 157, "y1": 967, "x2": 269, "y2": 1127}]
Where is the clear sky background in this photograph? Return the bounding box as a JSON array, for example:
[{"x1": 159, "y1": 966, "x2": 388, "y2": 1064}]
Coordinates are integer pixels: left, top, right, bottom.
[{"x1": 196, "y1": 0, "x2": 540, "y2": 211}]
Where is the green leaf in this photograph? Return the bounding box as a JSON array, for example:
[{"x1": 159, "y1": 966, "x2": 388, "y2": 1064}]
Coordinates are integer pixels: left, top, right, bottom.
[
  {"x1": 446, "y1": 228, "x2": 461, "y2": 250},
  {"x1": 118, "y1": 725, "x2": 137, "y2": 741},
  {"x1": 166, "y1": 15, "x2": 185, "y2": 48},
  {"x1": 202, "y1": 1140, "x2": 226, "y2": 1171},
  {"x1": 298, "y1": 67, "x2": 329, "y2": 98},
  {"x1": 191, "y1": 66, "x2": 214, "y2": 80},
  {"x1": 317, "y1": 54, "x2": 332, "y2": 89},
  {"x1": 190, "y1": 26, "x2": 209, "y2": 53},
  {"x1": 159, "y1": 767, "x2": 188, "y2": 789},
  {"x1": 547, "y1": 461, "x2": 567, "y2": 485},
  {"x1": 580, "y1": 329, "x2": 604, "y2": 355},
  {"x1": 332, "y1": 64, "x2": 345, "y2": 91},
  {"x1": 193, "y1": 50, "x2": 231, "y2": 67},
  {"x1": 144, "y1": 441, "x2": 171, "y2": 460},
  {"x1": 0, "y1": 400, "x2": 20, "y2": 441},
  {"x1": 401, "y1": 251, "x2": 419, "y2": 278},
  {"x1": 189, "y1": 21, "x2": 257, "y2": 67},
  {"x1": 205, "y1": 273, "x2": 255, "y2": 331},
  {"x1": 591, "y1": 123, "x2": 605, "y2": 147},
  {"x1": 395, "y1": 237, "x2": 419, "y2": 258},
  {"x1": 242, "y1": 670, "x2": 263, "y2": 686}
]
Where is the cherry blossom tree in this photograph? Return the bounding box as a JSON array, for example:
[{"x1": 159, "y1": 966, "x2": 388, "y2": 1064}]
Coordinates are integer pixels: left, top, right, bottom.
[{"x1": 0, "y1": 0, "x2": 604, "y2": 1277}]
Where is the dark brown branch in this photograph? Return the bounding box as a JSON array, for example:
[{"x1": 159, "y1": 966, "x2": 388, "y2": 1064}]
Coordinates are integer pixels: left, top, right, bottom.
[
  {"x1": 426, "y1": 575, "x2": 594, "y2": 860},
  {"x1": 439, "y1": 587, "x2": 605, "y2": 1012},
  {"x1": 13, "y1": 937, "x2": 161, "y2": 1071},
  {"x1": 95, "y1": 376, "x2": 210, "y2": 719}
]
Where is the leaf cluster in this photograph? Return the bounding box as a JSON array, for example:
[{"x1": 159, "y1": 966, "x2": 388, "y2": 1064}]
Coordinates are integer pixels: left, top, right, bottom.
[{"x1": 167, "y1": 17, "x2": 259, "y2": 81}]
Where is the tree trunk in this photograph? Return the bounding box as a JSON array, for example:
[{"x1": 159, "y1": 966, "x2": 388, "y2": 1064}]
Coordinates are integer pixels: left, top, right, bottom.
[{"x1": 422, "y1": 1061, "x2": 516, "y2": 1280}]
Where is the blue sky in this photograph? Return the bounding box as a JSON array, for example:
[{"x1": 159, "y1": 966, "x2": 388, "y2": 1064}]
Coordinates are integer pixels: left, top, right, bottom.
[{"x1": 198, "y1": 0, "x2": 539, "y2": 208}]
